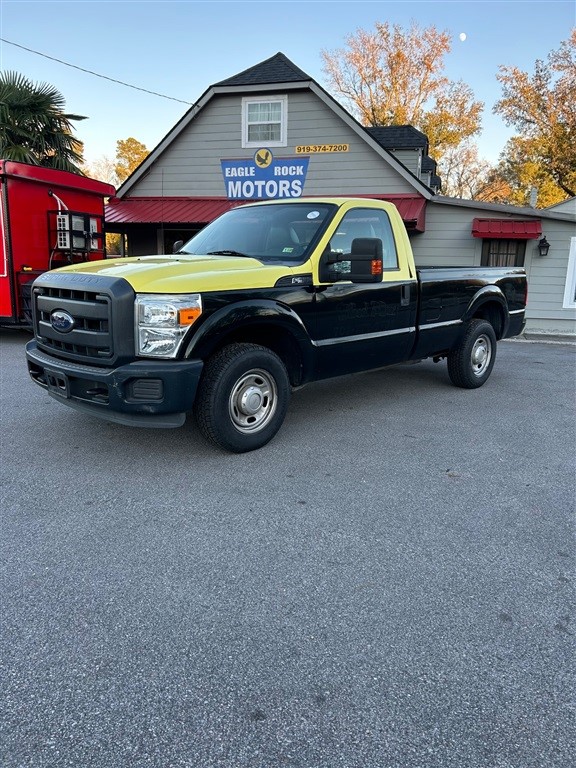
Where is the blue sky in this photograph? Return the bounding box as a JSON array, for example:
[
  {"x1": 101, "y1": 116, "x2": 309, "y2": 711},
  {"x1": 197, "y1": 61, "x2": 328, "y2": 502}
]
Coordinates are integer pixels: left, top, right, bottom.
[{"x1": 0, "y1": 0, "x2": 574, "y2": 168}]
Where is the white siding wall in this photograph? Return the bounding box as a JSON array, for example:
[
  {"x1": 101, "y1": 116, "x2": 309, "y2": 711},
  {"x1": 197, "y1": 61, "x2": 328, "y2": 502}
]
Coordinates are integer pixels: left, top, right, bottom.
[
  {"x1": 523, "y1": 220, "x2": 576, "y2": 334},
  {"x1": 132, "y1": 92, "x2": 416, "y2": 197}
]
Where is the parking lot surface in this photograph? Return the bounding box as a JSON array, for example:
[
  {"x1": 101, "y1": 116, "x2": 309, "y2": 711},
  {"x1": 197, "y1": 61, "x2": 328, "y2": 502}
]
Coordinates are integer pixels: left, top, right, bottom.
[{"x1": 1, "y1": 330, "x2": 575, "y2": 767}]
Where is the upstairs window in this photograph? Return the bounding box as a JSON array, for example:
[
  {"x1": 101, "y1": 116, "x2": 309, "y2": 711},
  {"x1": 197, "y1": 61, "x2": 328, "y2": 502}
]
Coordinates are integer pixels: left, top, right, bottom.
[{"x1": 242, "y1": 96, "x2": 287, "y2": 147}]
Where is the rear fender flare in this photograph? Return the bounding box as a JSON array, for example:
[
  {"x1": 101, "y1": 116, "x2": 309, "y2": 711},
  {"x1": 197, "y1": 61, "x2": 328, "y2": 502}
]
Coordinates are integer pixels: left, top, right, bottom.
[{"x1": 463, "y1": 287, "x2": 508, "y2": 339}]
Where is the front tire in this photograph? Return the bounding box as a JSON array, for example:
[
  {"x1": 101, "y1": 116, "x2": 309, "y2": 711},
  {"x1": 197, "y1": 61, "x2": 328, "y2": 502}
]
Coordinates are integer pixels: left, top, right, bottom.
[
  {"x1": 194, "y1": 343, "x2": 290, "y2": 453},
  {"x1": 447, "y1": 319, "x2": 497, "y2": 388}
]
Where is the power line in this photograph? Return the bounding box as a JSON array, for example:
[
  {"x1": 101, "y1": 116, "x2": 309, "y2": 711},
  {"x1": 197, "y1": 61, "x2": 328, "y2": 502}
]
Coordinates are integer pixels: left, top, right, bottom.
[{"x1": 0, "y1": 38, "x2": 193, "y2": 105}]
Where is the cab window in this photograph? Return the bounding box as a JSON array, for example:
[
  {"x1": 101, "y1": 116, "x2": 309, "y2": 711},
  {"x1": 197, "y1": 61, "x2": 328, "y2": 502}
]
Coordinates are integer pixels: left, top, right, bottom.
[{"x1": 328, "y1": 208, "x2": 398, "y2": 270}]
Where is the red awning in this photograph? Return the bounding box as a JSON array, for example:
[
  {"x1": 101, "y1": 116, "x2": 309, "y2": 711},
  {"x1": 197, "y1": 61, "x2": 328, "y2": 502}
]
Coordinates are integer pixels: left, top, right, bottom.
[
  {"x1": 370, "y1": 195, "x2": 426, "y2": 232},
  {"x1": 105, "y1": 195, "x2": 427, "y2": 232},
  {"x1": 105, "y1": 197, "x2": 242, "y2": 225},
  {"x1": 472, "y1": 218, "x2": 542, "y2": 239}
]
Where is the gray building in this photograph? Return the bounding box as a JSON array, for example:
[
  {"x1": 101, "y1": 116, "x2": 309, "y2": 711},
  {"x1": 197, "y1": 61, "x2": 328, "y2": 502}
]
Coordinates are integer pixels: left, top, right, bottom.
[{"x1": 106, "y1": 53, "x2": 576, "y2": 338}]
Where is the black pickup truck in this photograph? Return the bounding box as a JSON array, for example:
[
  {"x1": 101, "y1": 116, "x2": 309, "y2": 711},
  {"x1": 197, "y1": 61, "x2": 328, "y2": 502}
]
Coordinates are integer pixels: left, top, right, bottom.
[{"x1": 25, "y1": 197, "x2": 527, "y2": 452}]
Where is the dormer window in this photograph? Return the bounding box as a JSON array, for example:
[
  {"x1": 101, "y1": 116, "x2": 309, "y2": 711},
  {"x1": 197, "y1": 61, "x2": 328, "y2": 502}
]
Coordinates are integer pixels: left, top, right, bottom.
[{"x1": 242, "y1": 96, "x2": 287, "y2": 148}]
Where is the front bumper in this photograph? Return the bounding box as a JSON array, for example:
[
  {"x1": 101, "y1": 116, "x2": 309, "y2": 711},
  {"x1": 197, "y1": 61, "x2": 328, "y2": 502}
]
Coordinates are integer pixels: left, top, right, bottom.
[{"x1": 26, "y1": 340, "x2": 203, "y2": 428}]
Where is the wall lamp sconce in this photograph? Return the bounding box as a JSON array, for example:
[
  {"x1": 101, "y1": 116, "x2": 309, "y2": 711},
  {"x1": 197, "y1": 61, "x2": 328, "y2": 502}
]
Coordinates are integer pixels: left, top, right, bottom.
[{"x1": 537, "y1": 236, "x2": 550, "y2": 257}]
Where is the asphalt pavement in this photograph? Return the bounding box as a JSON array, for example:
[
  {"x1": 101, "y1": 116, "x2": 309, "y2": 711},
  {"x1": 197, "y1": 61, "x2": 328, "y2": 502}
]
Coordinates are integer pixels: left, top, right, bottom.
[{"x1": 1, "y1": 330, "x2": 575, "y2": 768}]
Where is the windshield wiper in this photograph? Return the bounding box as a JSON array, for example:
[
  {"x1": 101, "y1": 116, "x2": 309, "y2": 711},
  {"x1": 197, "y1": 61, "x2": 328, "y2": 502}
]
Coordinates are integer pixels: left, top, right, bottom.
[{"x1": 206, "y1": 250, "x2": 250, "y2": 257}]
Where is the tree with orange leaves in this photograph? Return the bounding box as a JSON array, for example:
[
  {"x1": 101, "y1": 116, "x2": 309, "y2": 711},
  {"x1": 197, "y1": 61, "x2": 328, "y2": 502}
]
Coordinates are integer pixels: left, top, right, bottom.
[
  {"x1": 493, "y1": 29, "x2": 576, "y2": 200},
  {"x1": 321, "y1": 22, "x2": 483, "y2": 158}
]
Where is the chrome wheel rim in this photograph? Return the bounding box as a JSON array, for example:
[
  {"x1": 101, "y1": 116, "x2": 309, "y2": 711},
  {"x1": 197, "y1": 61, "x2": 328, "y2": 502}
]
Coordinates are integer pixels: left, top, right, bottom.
[
  {"x1": 228, "y1": 369, "x2": 277, "y2": 433},
  {"x1": 471, "y1": 334, "x2": 492, "y2": 376}
]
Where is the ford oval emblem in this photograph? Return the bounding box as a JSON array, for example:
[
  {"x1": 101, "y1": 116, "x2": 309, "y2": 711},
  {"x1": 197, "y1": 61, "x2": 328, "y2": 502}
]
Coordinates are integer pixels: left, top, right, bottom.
[{"x1": 50, "y1": 310, "x2": 75, "y2": 333}]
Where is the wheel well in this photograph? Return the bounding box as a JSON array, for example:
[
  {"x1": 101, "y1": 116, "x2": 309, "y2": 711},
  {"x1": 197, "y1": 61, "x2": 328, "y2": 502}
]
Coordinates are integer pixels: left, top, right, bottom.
[
  {"x1": 197, "y1": 324, "x2": 305, "y2": 386},
  {"x1": 471, "y1": 302, "x2": 505, "y2": 339}
]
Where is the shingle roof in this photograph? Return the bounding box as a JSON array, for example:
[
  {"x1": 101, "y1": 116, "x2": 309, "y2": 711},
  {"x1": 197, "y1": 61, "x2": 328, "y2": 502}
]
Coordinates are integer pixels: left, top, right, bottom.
[
  {"x1": 214, "y1": 52, "x2": 311, "y2": 87},
  {"x1": 366, "y1": 125, "x2": 428, "y2": 150},
  {"x1": 421, "y1": 156, "x2": 436, "y2": 172},
  {"x1": 366, "y1": 127, "x2": 441, "y2": 190}
]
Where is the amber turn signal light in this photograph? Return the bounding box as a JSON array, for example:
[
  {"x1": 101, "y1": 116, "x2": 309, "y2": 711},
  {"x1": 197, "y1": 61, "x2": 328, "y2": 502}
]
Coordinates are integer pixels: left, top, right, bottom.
[
  {"x1": 371, "y1": 260, "x2": 383, "y2": 275},
  {"x1": 178, "y1": 307, "x2": 202, "y2": 325}
]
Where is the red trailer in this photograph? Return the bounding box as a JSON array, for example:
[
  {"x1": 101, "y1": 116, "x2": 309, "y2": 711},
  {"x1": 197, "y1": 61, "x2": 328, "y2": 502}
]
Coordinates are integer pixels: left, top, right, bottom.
[{"x1": 0, "y1": 160, "x2": 116, "y2": 326}]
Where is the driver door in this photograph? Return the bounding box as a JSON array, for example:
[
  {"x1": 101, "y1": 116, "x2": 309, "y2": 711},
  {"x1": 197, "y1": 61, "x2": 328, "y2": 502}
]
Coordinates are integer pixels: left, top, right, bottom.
[{"x1": 311, "y1": 208, "x2": 417, "y2": 378}]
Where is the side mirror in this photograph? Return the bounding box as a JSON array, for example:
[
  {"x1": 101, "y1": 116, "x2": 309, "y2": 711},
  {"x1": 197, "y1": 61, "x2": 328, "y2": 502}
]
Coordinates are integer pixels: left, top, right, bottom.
[
  {"x1": 172, "y1": 240, "x2": 184, "y2": 254},
  {"x1": 349, "y1": 238, "x2": 384, "y2": 282},
  {"x1": 320, "y1": 237, "x2": 383, "y2": 283}
]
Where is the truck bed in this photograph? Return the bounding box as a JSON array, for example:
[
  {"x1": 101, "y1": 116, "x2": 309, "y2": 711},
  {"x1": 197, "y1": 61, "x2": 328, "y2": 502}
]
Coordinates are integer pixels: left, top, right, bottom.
[{"x1": 411, "y1": 266, "x2": 527, "y2": 360}]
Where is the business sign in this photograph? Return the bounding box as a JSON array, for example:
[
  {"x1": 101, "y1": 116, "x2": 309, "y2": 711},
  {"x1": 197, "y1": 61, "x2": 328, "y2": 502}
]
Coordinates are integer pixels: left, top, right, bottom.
[{"x1": 221, "y1": 148, "x2": 310, "y2": 200}]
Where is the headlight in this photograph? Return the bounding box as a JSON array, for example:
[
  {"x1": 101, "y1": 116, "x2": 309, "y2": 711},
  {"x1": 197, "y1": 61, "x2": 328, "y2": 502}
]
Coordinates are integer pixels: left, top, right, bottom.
[{"x1": 135, "y1": 294, "x2": 202, "y2": 358}]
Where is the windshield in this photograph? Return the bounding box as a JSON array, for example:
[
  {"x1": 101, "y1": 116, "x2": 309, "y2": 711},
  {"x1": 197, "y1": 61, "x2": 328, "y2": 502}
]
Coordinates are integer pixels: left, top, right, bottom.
[{"x1": 177, "y1": 202, "x2": 336, "y2": 264}]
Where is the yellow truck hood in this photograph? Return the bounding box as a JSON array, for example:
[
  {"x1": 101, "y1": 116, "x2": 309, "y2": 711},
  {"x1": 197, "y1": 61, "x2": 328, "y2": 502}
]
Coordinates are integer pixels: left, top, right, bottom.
[{"x1": 53, "y1": 253, "x2": 302, "y2": 292}]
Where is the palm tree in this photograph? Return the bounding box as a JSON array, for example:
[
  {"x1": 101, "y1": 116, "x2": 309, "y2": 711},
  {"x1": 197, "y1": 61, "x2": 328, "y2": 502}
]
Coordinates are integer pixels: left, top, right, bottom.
[{"x1": 0, "y1": 71, "x2": 86, "y2": 173}]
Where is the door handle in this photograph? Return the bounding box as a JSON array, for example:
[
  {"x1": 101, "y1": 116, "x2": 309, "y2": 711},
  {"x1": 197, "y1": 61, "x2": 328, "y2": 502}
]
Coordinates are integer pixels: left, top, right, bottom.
[{"x1": 401, "y1": 284, "x2": 411, "y2": 306}]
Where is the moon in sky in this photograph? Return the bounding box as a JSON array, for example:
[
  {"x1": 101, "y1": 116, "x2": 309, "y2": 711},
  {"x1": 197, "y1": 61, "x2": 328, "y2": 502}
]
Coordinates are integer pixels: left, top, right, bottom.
[{"x1": 459, "y1": 32, "x2": 467, "y2": 41}]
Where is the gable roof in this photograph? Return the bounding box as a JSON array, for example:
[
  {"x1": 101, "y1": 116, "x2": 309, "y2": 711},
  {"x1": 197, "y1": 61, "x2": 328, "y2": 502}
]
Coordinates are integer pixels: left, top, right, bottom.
[
  {"x1": 431, "y1": 194, "x2": 576, "y2": 222},
  {"x1": 214, "y1": 52, "x2": 311, "y2": 86},
  {"x1": 544, "y1": 197, "x2": 576, "y2": 214},
  {"x1": 116, "y1": 52, "x2": 434, "y2": 199}
]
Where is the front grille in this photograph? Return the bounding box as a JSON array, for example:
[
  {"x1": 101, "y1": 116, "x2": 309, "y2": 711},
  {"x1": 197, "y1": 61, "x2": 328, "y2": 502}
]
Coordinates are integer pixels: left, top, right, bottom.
[
  {"x1": 32, "y1": 273, "x2": 135, "y2": 366},
  {"x1": 36, "y1": 286, "x2": 112, "y2": 358}
]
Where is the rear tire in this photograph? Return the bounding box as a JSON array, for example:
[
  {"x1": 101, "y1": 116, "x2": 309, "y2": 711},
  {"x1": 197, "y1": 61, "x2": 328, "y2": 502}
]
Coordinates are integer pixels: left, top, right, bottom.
[
  {"x1": 447, "y1": 319, "x2": 497, "y2": 388},
  {"x1": 194, "y1": 343, "x2": 290, "y2": 453}
]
